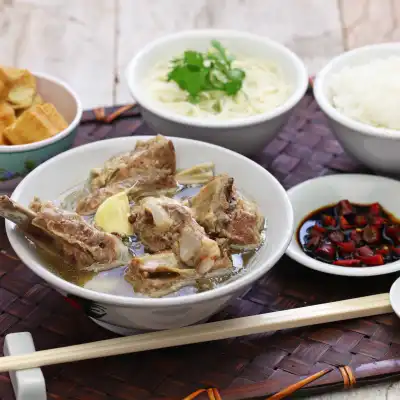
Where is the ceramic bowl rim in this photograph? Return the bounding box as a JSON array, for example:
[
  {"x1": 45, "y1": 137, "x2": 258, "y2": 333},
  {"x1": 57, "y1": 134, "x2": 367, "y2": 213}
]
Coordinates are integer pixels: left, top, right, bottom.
[
  {"x1": 6, "y1": 135, "x2": 294, "y2": 307},
  {"x1": 286, "y1": 173, "x2": 400, "y2": 277},
  {"x1": 313, "y1": 43, "x2": 400, "y2": 140},
  {"x1": 389, "y1": 276, "x2": 400, "y2": 318},
  {"x1": 0, "y1": 71, "x2": 83, "y2": 153},
  {"x1": 125, "y1": 29, "x2": 308, "y2": 129}
]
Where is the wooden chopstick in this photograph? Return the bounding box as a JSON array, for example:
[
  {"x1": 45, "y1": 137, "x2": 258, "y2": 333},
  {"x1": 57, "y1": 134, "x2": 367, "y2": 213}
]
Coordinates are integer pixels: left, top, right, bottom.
[
  {"x1": 0, "y1": 293, "x2": 391, "y2": 373},
  {"x1": 266, "y1": 368, "x2": 333, "y2": 400}
]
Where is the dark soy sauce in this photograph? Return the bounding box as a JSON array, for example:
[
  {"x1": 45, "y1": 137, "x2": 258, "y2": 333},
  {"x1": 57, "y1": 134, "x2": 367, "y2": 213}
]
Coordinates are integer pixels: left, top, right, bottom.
[{"x1": 297, "y1": 200, "x2": 400, "y2": 267}]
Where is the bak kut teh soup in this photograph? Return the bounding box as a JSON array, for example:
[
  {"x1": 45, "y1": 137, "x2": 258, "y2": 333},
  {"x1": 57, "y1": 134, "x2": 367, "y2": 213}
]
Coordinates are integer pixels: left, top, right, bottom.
[{"x1": 0, "y1": 135, "x2": 266, "y2": 298}]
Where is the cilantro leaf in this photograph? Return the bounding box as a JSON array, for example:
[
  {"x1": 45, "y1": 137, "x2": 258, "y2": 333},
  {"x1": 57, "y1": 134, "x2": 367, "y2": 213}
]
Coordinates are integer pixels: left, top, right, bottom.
[
  {"x1": 183, "y1": 50, "x2": 204, "y2": 68},
  {"x1": 210, "y1": 39, "x2": 233, "y2": 66},
  {"x1": 167, "y1": 65, "x2": 208, "y2": 101},
  {"x1": 224, "y1": 79, "x2": 243, "y2": 95},
  {"x1": 166, "y1": 40, "x2": 245, "y2": 103}
]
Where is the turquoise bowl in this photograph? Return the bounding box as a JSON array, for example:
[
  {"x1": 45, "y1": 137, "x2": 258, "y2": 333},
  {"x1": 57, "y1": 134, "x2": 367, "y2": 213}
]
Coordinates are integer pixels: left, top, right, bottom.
[{"x1": 0, "y1": 72, "x2": 82, "y2": 181}]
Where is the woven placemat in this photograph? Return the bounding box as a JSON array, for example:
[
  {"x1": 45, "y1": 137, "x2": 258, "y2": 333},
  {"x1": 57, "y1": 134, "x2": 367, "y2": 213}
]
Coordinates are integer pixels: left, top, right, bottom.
[{"x1": 2, "y1": 93, "x2": 400, "y2": 400}]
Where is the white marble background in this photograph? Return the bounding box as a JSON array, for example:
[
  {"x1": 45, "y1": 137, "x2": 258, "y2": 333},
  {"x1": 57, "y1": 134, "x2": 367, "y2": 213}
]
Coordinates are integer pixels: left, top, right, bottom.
[{"x1": 1, "y1": 0, "x2": 400, "y2": 398}]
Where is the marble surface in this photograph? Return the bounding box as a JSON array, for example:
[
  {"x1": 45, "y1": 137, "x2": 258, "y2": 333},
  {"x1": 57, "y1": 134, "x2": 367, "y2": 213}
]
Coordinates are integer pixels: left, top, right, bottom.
[{"x1": 1, "y1": 0, "x2": 400, "y2": 398}]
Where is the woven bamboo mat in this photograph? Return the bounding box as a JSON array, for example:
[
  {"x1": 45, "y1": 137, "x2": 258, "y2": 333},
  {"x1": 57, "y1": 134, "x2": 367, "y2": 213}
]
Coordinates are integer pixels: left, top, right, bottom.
[{"x1": 2, "y1": 93, "x2": 400, "y2": 400}]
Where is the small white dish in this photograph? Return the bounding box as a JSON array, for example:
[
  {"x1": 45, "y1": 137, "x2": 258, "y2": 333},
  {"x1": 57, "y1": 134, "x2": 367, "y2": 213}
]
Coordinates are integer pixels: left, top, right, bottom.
[
  {"x1": 125, "y1": 29, "x2": 308, "y2": 155},
  {"x1": 389, "y1": 277, "x2": 400, "y2": 319},
  {"x1": 314, "y1": 43, "x2": 400, "y2": 175},
  {"x1": 286, "y1": 173, "x2": 400, "y2": 277}
]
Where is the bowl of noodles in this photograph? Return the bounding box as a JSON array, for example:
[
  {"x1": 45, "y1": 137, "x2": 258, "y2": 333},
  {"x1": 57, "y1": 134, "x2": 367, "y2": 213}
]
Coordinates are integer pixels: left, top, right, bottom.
[{"x1": 126, "y1": 29, "x2": 308, "y2": 155}]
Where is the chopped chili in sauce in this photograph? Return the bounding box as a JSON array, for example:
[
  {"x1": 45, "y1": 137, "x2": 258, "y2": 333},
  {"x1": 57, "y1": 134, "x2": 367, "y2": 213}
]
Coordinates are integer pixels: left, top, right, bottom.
[{"x1": 297, "y1": 200, "x2": 400, "y2": 267}]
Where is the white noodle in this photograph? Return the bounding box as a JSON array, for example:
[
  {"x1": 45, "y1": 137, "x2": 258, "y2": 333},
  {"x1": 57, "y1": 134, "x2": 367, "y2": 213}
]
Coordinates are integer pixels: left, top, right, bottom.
[{"x1": 146, "y1": 56, "x2": 291, "y2": 119}]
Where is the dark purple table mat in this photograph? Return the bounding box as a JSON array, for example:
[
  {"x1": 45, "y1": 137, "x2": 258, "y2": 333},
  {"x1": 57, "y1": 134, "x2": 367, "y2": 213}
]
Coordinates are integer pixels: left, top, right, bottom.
[{"x1": 2, "y1": 94, "x2": 400, "y2": 400}]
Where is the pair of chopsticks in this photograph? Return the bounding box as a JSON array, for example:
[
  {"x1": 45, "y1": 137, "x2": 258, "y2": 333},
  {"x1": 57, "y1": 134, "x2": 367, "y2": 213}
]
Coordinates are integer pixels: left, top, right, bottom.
[
  {"x1": 184, "y1": 368, "x2": 332, "y2": 400},
  {"x1": 0, "y1": 294, "x2": 391, "y2": 373}
]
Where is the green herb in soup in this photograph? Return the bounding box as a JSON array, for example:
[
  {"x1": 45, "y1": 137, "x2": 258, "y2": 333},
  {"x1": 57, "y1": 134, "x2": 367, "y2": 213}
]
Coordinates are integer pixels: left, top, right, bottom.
[
  {"x1": 166, "y1": 40, "x2": 246, "y2": 103},
  {"x1": 0, "y1": 135, "x2": 266, "y2": 298},
  {"x1": 147, "y1": 43, "x2": 291, "y2": 120}
]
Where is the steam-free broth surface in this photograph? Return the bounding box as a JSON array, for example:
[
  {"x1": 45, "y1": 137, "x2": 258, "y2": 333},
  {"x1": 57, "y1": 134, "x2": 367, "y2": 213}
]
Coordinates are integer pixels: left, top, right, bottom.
[
  {"x1": 0, "y1": 135, "x2": 266, "y2": 299},
  {"x1": 53, "y1": 183, "x2": 264, "y2": 298}
]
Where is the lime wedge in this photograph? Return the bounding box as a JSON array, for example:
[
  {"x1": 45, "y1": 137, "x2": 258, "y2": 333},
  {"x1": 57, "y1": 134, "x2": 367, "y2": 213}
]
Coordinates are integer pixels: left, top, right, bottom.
[{"x1": 94, "y1": 191, "x2": 133, "y2": 236}]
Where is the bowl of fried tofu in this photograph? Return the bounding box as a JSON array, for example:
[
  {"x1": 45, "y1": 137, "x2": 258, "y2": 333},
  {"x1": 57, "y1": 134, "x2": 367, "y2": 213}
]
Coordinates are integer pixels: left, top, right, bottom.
[{"x1": 0, "y1": 67, "x2": 82, "y2": 182}]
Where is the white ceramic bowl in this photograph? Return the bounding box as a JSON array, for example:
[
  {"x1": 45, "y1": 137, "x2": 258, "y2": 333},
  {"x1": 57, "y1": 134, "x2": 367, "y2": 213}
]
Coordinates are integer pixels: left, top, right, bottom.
[
  {"x1": 6, "y1": 136, "x2": 293, "y2": 334},
  {"x1": 286, "y1": 173, "x2": 400, "y2": 277},
  {"x1": 126, "y1": 29, "x2": 308, "y2": 156},
  {"x1": 389, "y1": 277, "x2": 400, "y2": 320},
  {"x1": 314, "y1": 43, "x2": 400, "y2": 175},
  {"x1": 0, "y1": 72, "x2": 82, "y2": 181}
]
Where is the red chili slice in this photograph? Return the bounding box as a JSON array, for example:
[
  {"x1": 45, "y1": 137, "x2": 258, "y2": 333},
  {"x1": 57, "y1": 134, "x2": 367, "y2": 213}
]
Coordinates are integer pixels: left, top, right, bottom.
[
  {"x1": 340, "y1": 216, "x2": 353, "y2": 230},
  {"x1": 369, "y1": 202, "x2": 381, "y2": 216},
  {"x1": 333, "y1": 259, "x2": 361, "y2": 267},
  {"x1": 362, "y1": 225, "x2": 381, "y2": 244},
  {"x1": 316, "y1": 243, "x2": 335, "y2": 259},
  {"x1": 305, "y1": 235, "x2": 320, "y2": 249},
  {"x1": 310, "y1": 224, "x2": 326, "y2": 236},
  {"x1": 339, "y1": 200, "x2": 353, "y2": 215},
  {"x1": 322, "y1": 215, "x2": 336, "y2": 227},
  {"x1": 385, "y1": 225, "x2": 400, "y2": 243},
  {"x1": 355, "y1": 215, "x2": 368, "y2": 227},
  {"x1": 337, "y1": 241, "x2": 356, "y2": 253},
  {"x1": 357, "y1": 254, "x2": 384, "y2": 266},
  {"x1": 385, "y1": 225, "x2": 398, "y2": 239},
  {"x1": 329, "y1": 230, "x2": 345, "y2": 243},
  {"x1": 357, "y1": 245, "x2": 374, "y2": 257},
  {"x1": 349, "y1": 229, "x2": 363, "y2": 245},
  {"x1": 371, "y1": 216, "x2": 387, "y2": 227},
  {"x1": 393, "y1": 247, "x2": 400, "y2": 256},
  {"x1": 376, "y1": 245, "x2": 390, "y2": 256}
]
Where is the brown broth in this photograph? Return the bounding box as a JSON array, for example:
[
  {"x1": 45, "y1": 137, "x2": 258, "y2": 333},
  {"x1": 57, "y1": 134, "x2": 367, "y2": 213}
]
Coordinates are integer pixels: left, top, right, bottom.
[
  {"x1": 43, "y1": 183, "x2": 265, "y2": 298},
  {"x1": 35, "y1": 245, "x2": 95, "y2": 286}
]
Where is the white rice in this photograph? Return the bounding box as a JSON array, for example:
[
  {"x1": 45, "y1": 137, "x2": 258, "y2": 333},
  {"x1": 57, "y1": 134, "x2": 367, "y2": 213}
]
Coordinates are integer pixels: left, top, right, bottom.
[{"x1": 328, "y1": 56, "x2": 400, "y2": 130}]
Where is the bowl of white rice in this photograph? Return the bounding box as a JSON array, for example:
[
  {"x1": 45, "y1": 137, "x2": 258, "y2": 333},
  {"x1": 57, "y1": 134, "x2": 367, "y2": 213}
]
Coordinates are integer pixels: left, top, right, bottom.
[
  {"x1": 314, "y1": 43, "x2": 400, "y2": 175},
  {"x1": 126, "y1": 29, "x2": 308, "y2": 155}
]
